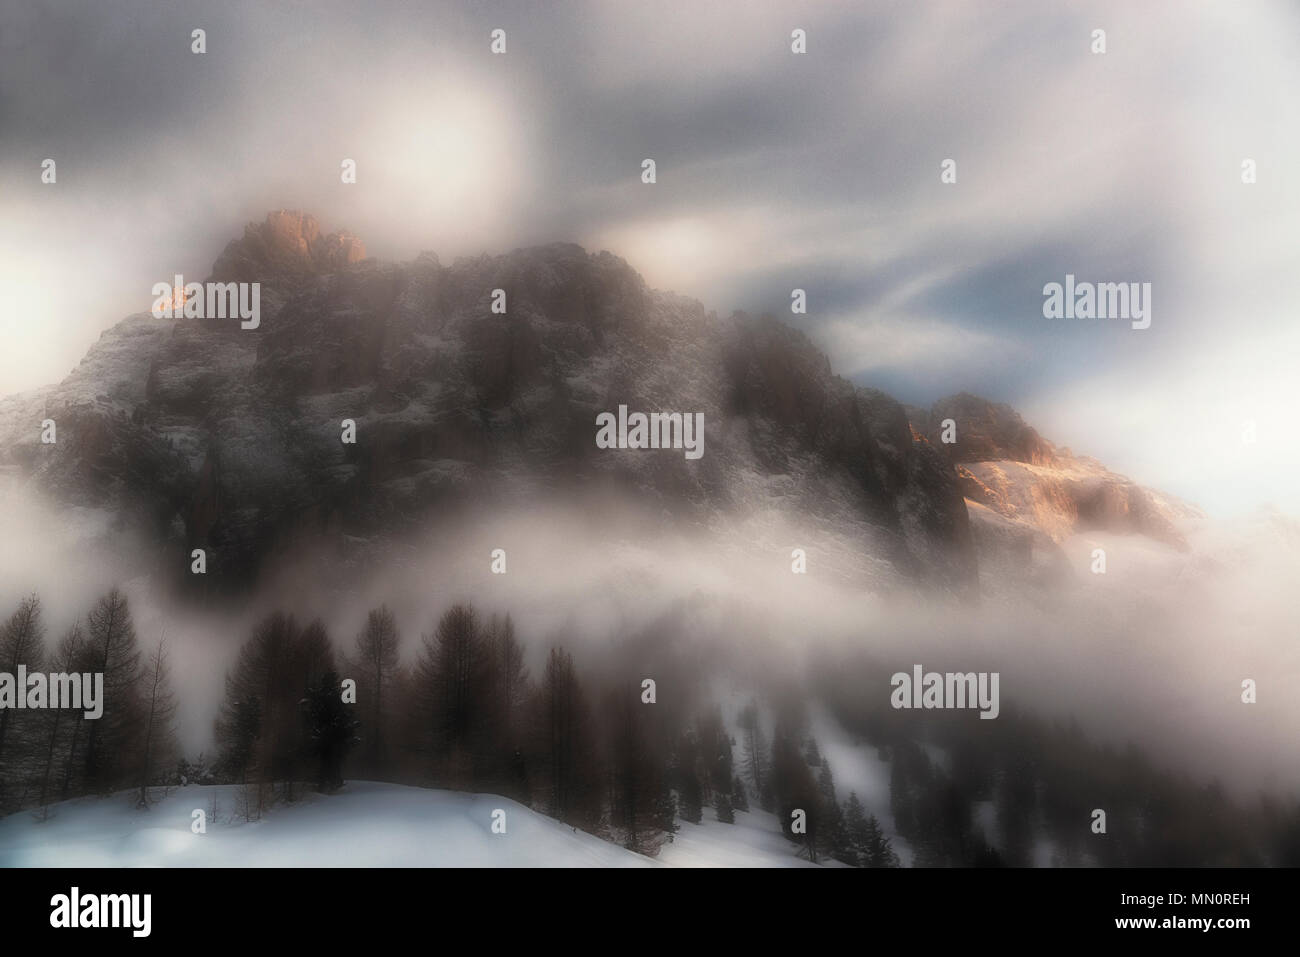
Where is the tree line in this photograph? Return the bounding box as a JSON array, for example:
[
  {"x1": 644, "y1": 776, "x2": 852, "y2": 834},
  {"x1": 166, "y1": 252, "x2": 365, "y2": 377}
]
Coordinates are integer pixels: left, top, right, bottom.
[
  {"x1": 0, "y1": 591, "x2": 176, "y2": 818},
  {"x1": 815, "y1": 647, "x2": 1300, "y2": 867},
  {"x1": 0, "y1": 590, "x2": 898, "y2": 866}
]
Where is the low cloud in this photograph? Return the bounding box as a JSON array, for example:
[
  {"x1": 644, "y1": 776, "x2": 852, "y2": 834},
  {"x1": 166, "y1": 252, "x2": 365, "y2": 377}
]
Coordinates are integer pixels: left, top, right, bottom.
[{"x1": 1, "y1": 0, "x2": 1296, "y2": 517}]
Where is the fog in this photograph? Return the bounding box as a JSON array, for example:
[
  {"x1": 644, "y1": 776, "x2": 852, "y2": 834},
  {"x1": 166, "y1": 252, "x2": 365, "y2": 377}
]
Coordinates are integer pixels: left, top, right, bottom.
[
  {"x1": 4, "y1": 1, "x2": 1300, "y2": 515},
  {"x1": 2, "y1": 476, "x2": 1296, "y2": 800}
]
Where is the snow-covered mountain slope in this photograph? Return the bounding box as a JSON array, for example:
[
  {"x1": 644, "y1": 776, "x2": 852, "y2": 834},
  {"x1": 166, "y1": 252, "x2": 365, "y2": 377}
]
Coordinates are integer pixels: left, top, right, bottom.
[
  {"x1": 0, "y1": 782, "x2": 820, "y2": 868},
  {"x1": 0, "y1": 211, "x2": 977, "y2": 598},
  {"x1": 1, "y1": 212, "x2": 1217, "y2": 604},
  {"x1": 657, "y1": 806, "x2": 826, "y2": 868}
]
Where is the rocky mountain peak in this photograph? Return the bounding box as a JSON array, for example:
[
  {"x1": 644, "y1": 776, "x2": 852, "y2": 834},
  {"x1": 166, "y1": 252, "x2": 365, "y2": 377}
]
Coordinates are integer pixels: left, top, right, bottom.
[
  {"x1": 207, "y1": 209, "x2": 366, "y2": 287},
  {"x1": 905, "y1": 394, "x2": 1201, "y2": 573},
  {"x1": 912, "y1": 392, "x2": 1058, "y2": 467},
  {"x1": 0, "y1": 212, "x2": 1201, "y2": 602}
]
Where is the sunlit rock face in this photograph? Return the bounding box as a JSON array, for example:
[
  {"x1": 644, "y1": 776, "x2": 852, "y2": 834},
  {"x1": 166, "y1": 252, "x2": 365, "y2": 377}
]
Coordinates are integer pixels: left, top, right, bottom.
[
  {"x1": 8, "y1": 212, "x2": 1215, "y2": 601},
  {"x1": 905, "y1": 392, "x2": 1201, "y2": 594}
]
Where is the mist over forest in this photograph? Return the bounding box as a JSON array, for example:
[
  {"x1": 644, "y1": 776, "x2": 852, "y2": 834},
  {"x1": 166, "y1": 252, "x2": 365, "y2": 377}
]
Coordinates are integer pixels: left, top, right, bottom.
[
  {"x1": 3, "y1": 472, "x2": 1298, "y2": 866},
  {"x1": 2, "y1": 1, "x2": 1298, "y2": 876}
]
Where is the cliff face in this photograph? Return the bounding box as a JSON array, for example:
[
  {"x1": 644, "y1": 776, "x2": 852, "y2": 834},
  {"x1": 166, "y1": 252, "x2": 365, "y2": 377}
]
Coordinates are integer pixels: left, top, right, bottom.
[
  {"x1": 912, "y1": 392, "x2": 1059, "y2": 467},
  {"x1": 209, "y1": 209, "x2": 367, "y2": 285},
  {"x1": 906, "y1": 392, "x2": 1202, "y2": 596},
  {"x1": 0, "y1": 213, "x2": 980, "y2": 597}
]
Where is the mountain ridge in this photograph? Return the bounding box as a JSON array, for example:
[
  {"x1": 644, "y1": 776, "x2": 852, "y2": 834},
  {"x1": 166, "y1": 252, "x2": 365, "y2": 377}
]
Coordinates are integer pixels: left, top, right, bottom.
[{"x1": 0, "y1": 212, "x2": 1196, "y2": 598}]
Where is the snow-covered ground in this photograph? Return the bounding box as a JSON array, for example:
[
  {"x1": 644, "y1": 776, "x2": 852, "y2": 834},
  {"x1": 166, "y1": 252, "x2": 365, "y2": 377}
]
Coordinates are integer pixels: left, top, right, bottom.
[
  {"x1": 809, "y1": 704, "x2": 914, "y2": 867},
  {"x1": 659, "y1": 806, "x2": 821, "y2": 868},
  {"x1": 0, "y1": 782, "x2": 819, "y2": 868}
]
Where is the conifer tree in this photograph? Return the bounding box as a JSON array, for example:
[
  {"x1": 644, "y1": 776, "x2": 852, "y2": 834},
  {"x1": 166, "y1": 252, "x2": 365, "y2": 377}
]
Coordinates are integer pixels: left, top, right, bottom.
[
  {"x1": 769, "y1": 718, "x2": 819, "y2": 860},
  {"x1": 737, "y1": 702, "x2": 767, "y2": 802},
  {"x1": 353, "y1": 606, "x2": 400, "y2": 774},
  {"x1": 654, "y1": 784, "x2": 679, "y2": 841},
  {"x1": 732, "y1": 775, "x2": 749, "y2": 812},
  {"x1": 214, "y1": 611, "x2": 336, "y2": 798},
  {"x1": 844, "y1": 791, "x2": 870, "y2": 866},
  {"x1": 537, "y1": 646, "x2": 599, "y2": 826},
  {"x1": 606, "y1": 683, "x2": 665, "y2": 852},
  {"x1": 303, "y1": 668, "x2": 359, "y2": 792},
  {"x1": 816, "y1": 758, "x2": 848, "y2": 860},
  {"x1": 0, "y1": 595, "x2": 45, "y2": 810},
  {"x1": 81, "y1": 588, "x2": 144, "y2": 794},
  {"x1": 36, "y1": 621, "x2": 83, "y2": 817},
  {"x1": 136, "y1": 638, "x2": 178, "y2": 807},
  {"x1": 675, "y1": 730, "x2": 704, "y2": 824},
  {"x1": 415, "y1": 604, "x2": 493, "y2": 787}
]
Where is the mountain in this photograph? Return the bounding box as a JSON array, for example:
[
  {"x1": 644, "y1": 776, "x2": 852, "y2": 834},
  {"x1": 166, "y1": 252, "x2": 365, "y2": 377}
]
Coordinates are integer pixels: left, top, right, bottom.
[
  {"x1": 0, "y1": 211, "x2": 1192, "y2": 598},
  {"x1": 907, "y1": 394, "x2": 1202, "y2": 591}
]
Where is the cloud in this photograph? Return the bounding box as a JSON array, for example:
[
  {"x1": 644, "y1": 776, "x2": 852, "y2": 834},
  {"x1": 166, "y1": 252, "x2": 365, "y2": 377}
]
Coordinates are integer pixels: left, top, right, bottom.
[
  {"x1": 818, "y1": 313, "x2": 1022, "y2": 383},
  {"x1": 0, "y1": 0, "x2": 1297, "y2": 514},
  {"x1": 1022, "y1": 319, "x2": 1300, "y2": 517}
]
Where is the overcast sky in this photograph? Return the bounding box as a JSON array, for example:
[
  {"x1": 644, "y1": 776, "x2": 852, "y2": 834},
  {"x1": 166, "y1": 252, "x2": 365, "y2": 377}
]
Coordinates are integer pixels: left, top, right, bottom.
[{"x1": 1, "y1": 0, "x2": 1297, "y2": 515}]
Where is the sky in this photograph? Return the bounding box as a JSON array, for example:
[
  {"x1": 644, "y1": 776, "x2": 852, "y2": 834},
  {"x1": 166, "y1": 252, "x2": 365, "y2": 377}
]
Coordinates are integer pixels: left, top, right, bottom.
[{"x1": 0, "y1": 0, "x2": 1297, "y2": 516}]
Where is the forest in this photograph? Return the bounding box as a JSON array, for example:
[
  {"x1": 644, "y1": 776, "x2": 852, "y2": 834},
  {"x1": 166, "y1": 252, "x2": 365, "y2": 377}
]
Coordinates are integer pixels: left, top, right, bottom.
[
  {"x1": 2, "y1": 588, "x2": 1297, "y2": 867},
  {"x1": 0, "y1": 590, "x2": 894, "y2": 866}
]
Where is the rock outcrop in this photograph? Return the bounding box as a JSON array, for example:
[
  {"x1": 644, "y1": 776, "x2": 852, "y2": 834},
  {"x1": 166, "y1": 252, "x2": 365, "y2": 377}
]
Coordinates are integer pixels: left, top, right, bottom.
[
  {"x1": 909, "y1": 393, "x2": 1202, "y2": 594},
  {"x1": 0, "y1": 213, "x2": 981, "y2": 599}
]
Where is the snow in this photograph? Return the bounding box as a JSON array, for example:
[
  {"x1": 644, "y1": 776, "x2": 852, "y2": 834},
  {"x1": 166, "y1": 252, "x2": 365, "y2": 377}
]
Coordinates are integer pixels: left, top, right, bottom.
[
  {"x1": 0, "y1": 783, "x2": 648, "y2": 868},
  {"x1": 658, "y1": 807, "x2": 820, "y2": 868},
  {"x1": 971, "y1": 799, "x2": 999, "y2": 849},
  {"x1": 0, "y1": 781, "x2": 822, "y2": 868},
  {"x1": 808, "y1": 705, "x2": 915, "y2": 867}
]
